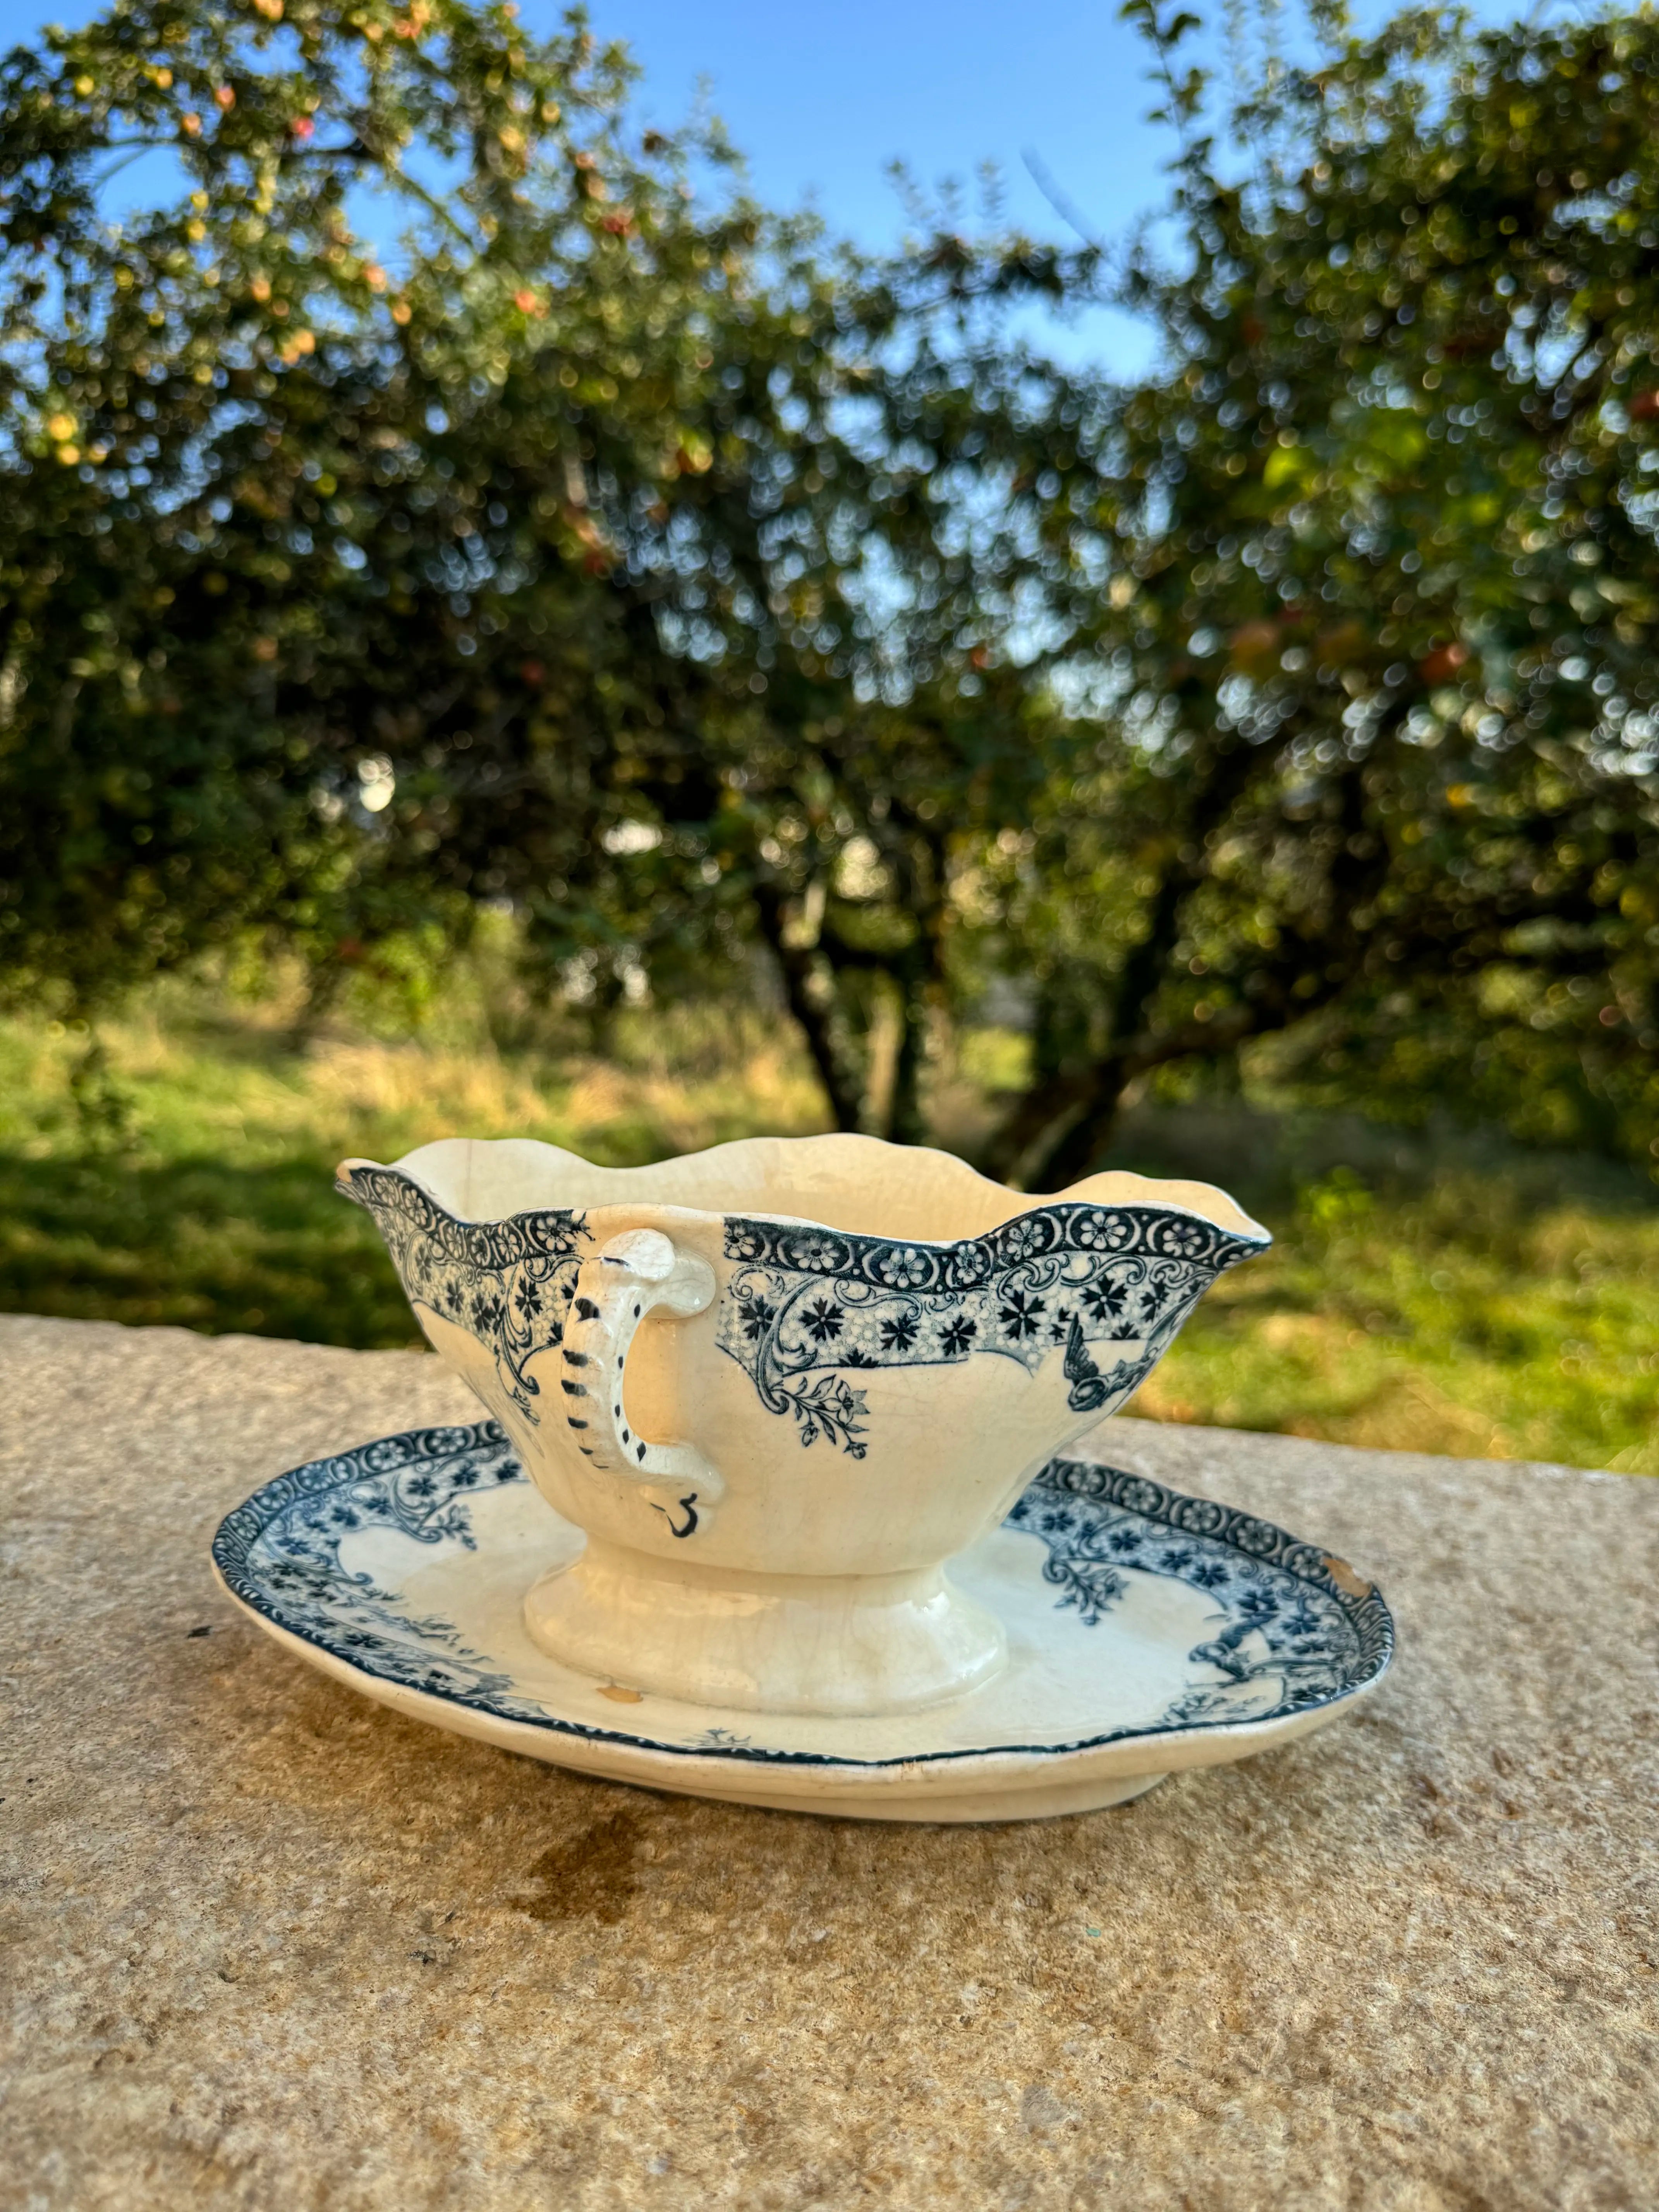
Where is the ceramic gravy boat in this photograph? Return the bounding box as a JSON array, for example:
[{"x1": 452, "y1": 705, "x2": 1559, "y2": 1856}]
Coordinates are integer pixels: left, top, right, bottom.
[{"x1": 338, "y1": 1133, "x2": 1269, "y2": 1716}]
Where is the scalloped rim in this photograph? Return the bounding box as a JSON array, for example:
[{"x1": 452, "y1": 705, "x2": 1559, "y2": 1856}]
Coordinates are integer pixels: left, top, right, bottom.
[{"x1": 335, "y1": 1131, "x2": 1274, "y2": 1249}]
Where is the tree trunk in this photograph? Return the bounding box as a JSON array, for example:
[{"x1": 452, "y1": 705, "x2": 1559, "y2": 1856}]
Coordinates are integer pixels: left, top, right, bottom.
[
  {"x1": 64, "y1": 1020, "x2": 134, "y2": 1152},
  {"x1": 1021, "y1": 1056, "x2": 1134, "y2": 1187},
  {"x1": 289, "y1": 950, "x2": 352, "y2": 1048},
  {"x1": 587, "y1": 964, "x2": 627, "y2": 1061},
  {"x1": 985, "y1": 736, "x2": 1261, "y2": 1186},
  {"x1": 886, "y1": 966, "x2": 931, "y2": 1147},
  {"x1": 981, "y1": 856, "x2": 1190, "y2": 1186},
  {"x1": 751, "y1": 879, "x2": 864, "y2": 1132}
]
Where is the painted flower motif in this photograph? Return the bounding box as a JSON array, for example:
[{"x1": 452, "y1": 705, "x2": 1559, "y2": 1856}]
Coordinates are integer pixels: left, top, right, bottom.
[
  {"x1": 945, "y1": 1242, "x2": 994, "y2": 1289},
  {"x1": 1083, "y1": 1277, "x2": 1132, "y2": 1322},
  {"x1": 221, "y1": 1416, "x2": 1379, "y2": 1762},
  {"x1": 738, "y1": 1294, "x2": 776, "y2": 1342},
  {"x1": 874, "y1": 1245, "x2": 934, "y2": 1289},
  {"x1": 998, "y1": 1288, "x2": 1047, "y2": 1340},
  {"x1": 785, "y1": 1231, "x2": 848, "y2": 1273},
  {"x1": 347, "y1": 1176, "x2": 594, "y2": 1422},
  {"x1": 215, "y1": 1425, "x2": 571, "y2": 1727},
  {"x1": 529, "y1": 1213, "x2": 584, "y2": 1260},
  {"x1": 713, "y1": 1200, "x2": 1245, "y2": 1457},
  {"x1": 998, "y1": 1215, "x2": 1047, "y2": 1263},
  {"x1": 1159, "y1": 1219, "x2": 1211, "y2": 1259},
  {"x1": 802, "y1": 1297, "x2": 845, "y2": 1343}
]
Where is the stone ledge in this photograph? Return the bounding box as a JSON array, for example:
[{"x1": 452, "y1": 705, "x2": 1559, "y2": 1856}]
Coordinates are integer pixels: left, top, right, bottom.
[{"x1": 2, "y1": 1312, "x2": 1655, "y2": 2210}]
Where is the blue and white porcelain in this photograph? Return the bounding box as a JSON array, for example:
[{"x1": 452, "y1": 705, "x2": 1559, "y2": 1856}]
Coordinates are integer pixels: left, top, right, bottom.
[
  {"x1": 210, "y1": 1424, "x2": 1393, "y2": 1823},
  {"x1": 337, "y1": 1134, "x2": 1273, "y2": 1717}
]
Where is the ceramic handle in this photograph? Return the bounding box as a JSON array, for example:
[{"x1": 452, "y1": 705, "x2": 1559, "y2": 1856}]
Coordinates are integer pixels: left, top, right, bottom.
[{"x1": 558, "y1": 1228, "x2": 722, "y2": 1532}]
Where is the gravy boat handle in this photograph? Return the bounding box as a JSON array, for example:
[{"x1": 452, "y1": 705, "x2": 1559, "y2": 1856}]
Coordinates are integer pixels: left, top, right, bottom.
[{"x1": 558, "y1": 1228, "x2": 724, "y2": 1531}]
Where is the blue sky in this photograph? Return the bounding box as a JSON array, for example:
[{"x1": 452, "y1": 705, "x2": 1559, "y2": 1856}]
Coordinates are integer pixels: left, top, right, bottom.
[
  {"x1": 572, "y1": 1, "x2": 1175, "y2": 255},
  {"x1": 570, "y1": 0, "x2": 1179, "y2": 368}
]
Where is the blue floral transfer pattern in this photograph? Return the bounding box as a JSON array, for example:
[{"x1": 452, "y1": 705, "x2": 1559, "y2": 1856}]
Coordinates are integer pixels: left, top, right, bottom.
[
  {"x1": 214, "y1": 1425, "x2": 1391, "y2": 1764},
  {"x1": 716, "y1": 1205, "x2": 1265, "y2": 1457},
  {"x1": 212, "y1": 1422, "x2": 551, "y2": 1719},
  {"x1": 338, "y1": 1166, "x2": 589, "y2": 1419},
  {"x1": 1008, "y1": 1456, "x2": 1393, "y2": 1728}
]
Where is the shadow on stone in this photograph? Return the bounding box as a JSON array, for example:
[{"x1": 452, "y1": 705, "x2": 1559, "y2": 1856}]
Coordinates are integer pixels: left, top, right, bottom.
[{"x1": 511, "y1": 1807, "x2": 647, "y2": 1925}]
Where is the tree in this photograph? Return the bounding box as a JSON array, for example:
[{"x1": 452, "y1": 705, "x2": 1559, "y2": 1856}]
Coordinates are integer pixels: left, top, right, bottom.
[
  {"x1": 14, "y1": 0, "x2": 1655, "y2": 1183},
  {"x1": 0, "y1": 0, "x2": 1101, "y2": 1144},
  {"x1": 990, "y1": 2, "x2": 1659, "y2": 1185}
]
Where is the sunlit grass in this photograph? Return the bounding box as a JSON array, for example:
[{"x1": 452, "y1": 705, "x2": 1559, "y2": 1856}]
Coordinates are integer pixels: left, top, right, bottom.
[
  {"x1": 2, "y1": 972, "x2": 1655, "y2": 1474},
  {"x1": 1138, "y1": 1168, "x2": 1659, "y2": 1474},
  {"x1": 0, "y1": 976, "x2": 825, "y2": 1345}
]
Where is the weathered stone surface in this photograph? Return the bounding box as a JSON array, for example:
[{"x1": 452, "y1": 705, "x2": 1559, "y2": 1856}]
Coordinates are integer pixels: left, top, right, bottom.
[{"x1": 1, "y1": 1310, "x2": 1654, "y2": 2210}]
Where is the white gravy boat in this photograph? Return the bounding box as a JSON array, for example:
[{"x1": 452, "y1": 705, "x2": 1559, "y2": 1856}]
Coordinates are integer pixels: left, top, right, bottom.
[{"x1": 339, "y1": 1133, "x2": 1269, "y2": 1716}]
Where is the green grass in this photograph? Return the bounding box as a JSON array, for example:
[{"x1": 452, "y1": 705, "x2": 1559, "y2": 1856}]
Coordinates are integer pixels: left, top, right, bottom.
[
  {"x1": 0, "y1": 976, "x2": 826, "y2": 1345},
  {"x1": 1137, "y1": 1164, "x2": 1659, "y2": 1472},
  {"x1": 3, "y1": 976, "x2": 1656, "y2": 1473}
]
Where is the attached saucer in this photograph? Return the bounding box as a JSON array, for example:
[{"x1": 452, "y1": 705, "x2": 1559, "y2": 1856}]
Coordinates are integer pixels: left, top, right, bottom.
[{"x1": 210, "y1": 1422, "x2": 1393, "y2": 1823}]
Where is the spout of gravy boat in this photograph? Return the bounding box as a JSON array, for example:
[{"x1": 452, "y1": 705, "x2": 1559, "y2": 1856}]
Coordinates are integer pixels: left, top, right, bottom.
[{"x1": 337, "y1": 1133, "x2": 1269, "y2": 1715}]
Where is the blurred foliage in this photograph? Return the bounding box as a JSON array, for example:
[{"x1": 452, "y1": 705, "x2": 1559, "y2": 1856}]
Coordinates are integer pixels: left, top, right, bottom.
[
  {"x1": 1144, "y1": 1166, "x2": 1659, "y2": 1473},
  {"x1": 3, "y1": 975, "x2": 1656, "y2": 1472},
  {"x1": 0, "y1": 0, "x2": 1099, "y2": 1148},
  {"x1": 989, "y1": 0, "x2": 1659, "y2": 1182},
  {"x1": 2, "y1": 0, "x2": 1658, "y2": 1186}
]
